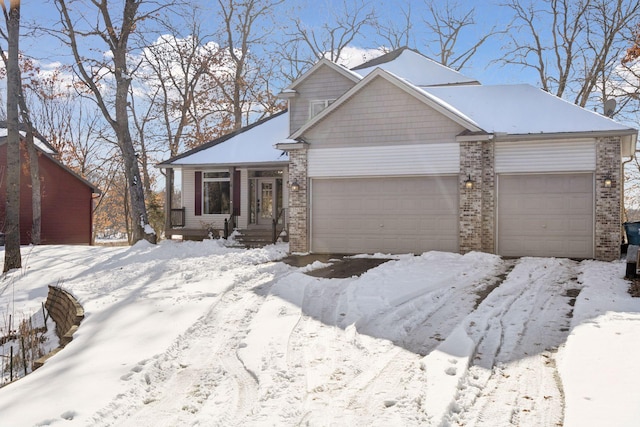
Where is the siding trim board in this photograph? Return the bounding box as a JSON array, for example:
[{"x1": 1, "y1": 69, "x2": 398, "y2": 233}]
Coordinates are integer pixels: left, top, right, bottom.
[
  {"x1": 307, "y1": 143, "x2": 460, "y2": 177},
  {"x1": 495, "y1": 139, "x2": 596, "y2": 173}
]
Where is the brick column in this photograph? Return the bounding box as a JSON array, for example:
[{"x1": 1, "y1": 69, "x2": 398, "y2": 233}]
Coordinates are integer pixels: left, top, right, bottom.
[
  {"x1": 595, "y1": 136, "x2": 622, "y2": 261},
  {"x1": 481, "y1": 141, "x2": 496, "y2": 253},
  {"x1": 459, "y1": 141, "x2": 483, "y2": 253},
  {"x1": 288, "y1": 146, "x2": 309, "y2": 253}
]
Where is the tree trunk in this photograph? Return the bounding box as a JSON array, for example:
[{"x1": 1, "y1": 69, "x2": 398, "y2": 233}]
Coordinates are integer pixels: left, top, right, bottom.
[
  {"x1": 26, "y1": 133, "x2": 41, "y2": 244},
  {"x1": 113, "y1": 46, "x2": 156, "y2": 244},
  {"x1": 4, "y1": 0, "x2": 22, "y2": 272}
]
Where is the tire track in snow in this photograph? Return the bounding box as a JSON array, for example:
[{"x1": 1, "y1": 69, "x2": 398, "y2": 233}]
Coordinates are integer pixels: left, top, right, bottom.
[
  {"x1": 445, "y1": 258, "x2": 582, "y2": 427},
  {"x1": 88, "y1": 262, "x2": 286, "y2": 427},
  {"x1": 356, "y1": 260, "x2": 512, "y2": 356}
]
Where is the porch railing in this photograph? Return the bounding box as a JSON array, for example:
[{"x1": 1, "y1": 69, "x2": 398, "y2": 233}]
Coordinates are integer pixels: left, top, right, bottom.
[
  {"x1": 224, "y1": 207, "x2": 240, "y2": 239},
  {"x1": 170, "y1": 208, "x2": 186, "y2": 227},
  {"x1": 272, "y1": 208, "x2": 287, "y2": 244}
]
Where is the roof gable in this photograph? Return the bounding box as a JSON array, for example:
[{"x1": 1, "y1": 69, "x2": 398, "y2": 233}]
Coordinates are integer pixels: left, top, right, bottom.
[
  {"x1": 279, "y1": 58, "x2": 361, "y2": 96},
  {"x1": 291, "y1": 68, "x2": 483, "y2": 139},
  {"x1": 39, "y1": 150, "x2": 101, "y2": 194},
  {"x1": 351, "y1": 47, "x2": 480, "y2": 87},
  {"x1": 0, "y1": 122, "x2": 58, "y2": 154}
]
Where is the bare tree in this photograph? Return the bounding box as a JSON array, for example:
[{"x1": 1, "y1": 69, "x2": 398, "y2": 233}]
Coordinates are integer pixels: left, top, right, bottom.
[
  {"x1": 422, "y1": 1, "x2": 501, "y2": 71},
  {"x1": 374, "y1": 3, "x2": 413, "y2": 52},
  {"x1": 53, "y1": 0, "x2": 163, "y2": 244},
  {"x1": 0, "y1": 19, "x2": 43, "y2": 246},
  {"x1": 137, "y1": 12, "x2": 224, "y2": 156},
  {"x1": 373, "y1": 1, "x2": 499, "y2": 70},
  {"x1": 280, "y1": 0, "x2": 377, "y2": 79},
  {"x1": 500, "y1": 0, "x2": 640, "y2": 108},
  {"x1": 2, "y1": 0, "x2": 21, "y2": 271},
  {"x1": 215, "y1": 0, "x2": 285, "y2": 130}
]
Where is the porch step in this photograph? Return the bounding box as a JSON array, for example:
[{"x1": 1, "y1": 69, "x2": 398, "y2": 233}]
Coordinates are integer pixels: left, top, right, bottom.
[{"x1": 234, "y1": 228, "x2": 276, "y2": 249}]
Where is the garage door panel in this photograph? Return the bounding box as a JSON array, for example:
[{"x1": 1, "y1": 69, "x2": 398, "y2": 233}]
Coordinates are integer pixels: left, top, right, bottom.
[
  {"x1": 312, "y1": 177, "x2": 458, "y2": 254},
  {"x1": 498, "y1": 173, "x2": 593, "y2": 258}
]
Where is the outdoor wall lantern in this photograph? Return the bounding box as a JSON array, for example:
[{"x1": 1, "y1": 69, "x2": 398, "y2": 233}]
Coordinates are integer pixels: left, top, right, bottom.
[
  {"x1": 464, "y1": 175, "x2": 474, "y2": 190},
  {"x1": 604, "y1": 176, "x2": 613, "y2": 188},
  {"x1": 290, "y1": 180, "x2": 300, "y2": 192}
]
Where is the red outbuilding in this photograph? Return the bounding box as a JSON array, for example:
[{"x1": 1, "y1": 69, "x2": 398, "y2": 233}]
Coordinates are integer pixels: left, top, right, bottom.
[{"x1": 0, "y1": 127, "x2": 100, "y2": 245}]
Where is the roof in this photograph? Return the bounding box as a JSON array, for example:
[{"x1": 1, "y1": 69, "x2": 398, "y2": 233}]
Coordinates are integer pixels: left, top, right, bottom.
[
  {"x1": 351, "y1": 47, "x2": 480, "y2": 87},
  {"x1": 0, "y1": 122, "x2": 58, "y2": 154},
  {"x1": 292, "y1": 66, "x2": 636, "y2": 141},
  {"x1": 279, "y1": 59, "x2": 361, "y2": 96},
  {"x1": 0, "y1": 134, "x2": 100, "y2": 193},
  {"x1": 158, "y1": 110, "x2": 289, "y2": 168},
  {"x1": 422, "y1": 84, "x2": 637, "y2": 136}
]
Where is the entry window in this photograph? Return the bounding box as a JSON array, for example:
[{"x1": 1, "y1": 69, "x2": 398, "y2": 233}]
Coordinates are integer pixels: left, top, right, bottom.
[
  {"x1": 309, "y1": 99, "x2": 335, "y2": 119},
  {"x1": 203, "y1": 172, "x2": 230, "y2": 214}
]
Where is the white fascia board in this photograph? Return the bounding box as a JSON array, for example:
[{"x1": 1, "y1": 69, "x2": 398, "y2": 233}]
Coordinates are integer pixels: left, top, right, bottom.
[
  {"x1": 493, "y1": 129, "x2": 638, "y2": 142},
  {"x1": 275, "y1": 141, "x2": 309, "y2": 151},
  {"x1": 163, "y1": 161, "x2": 289, "y2": 170},
  {"x1": 277, "y1": 89, "x2": 298, "y2": 99},
  {"x1": 456, "y1": 133, "x2": 494, "y2": 142}
]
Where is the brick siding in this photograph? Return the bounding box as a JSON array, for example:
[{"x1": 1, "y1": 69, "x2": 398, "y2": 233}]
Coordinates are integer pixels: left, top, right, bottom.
[
  {"x1": 595, "y1": 136, "x2": 622, "y2": 261},
  {"x1": 287, "y1": 146, "x2": 309, "y2": 253}
]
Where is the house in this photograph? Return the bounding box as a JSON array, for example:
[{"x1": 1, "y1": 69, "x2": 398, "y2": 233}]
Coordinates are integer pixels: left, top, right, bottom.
[
  {"x1": 159, "y1": 47, "x2": 637, "y2": 261},
  {"x1": 158, "y1": 111, "x2": 290, "y2": 241},
  {"x1": 0, "y1": 126, "x2": 100, "y2": 245}
]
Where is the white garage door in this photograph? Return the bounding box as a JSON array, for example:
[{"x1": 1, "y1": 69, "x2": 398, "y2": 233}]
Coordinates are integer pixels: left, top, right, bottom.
[
  {"x1": 498, "y1": 173, "x2": 594, "y2": 258},
  {"x1": 311, "y1": 176, "x2": 459, "y2": 254}
]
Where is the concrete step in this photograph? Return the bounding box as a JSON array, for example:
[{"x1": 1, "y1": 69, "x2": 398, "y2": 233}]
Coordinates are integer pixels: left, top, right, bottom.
[{"x1": 233, "y1": 228, "x2": 287, "y2": 248}]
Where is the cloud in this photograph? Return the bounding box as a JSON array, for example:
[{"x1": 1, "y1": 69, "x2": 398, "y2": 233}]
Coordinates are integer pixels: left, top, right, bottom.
[{"x1": 327, "y1": 46, "x2": 386, "y2": 69}]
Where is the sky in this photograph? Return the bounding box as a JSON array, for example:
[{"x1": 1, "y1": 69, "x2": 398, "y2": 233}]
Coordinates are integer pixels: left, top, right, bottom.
[{"x1": 15, "y1": 1, "x2": 523, "y2": 87}]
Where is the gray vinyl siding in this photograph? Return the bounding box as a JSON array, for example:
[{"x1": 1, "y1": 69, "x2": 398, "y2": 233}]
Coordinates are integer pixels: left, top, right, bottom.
[
  {"x1": 303, "y1": 77, "x2": 466, "y2": 148},
  {"x1": 290, "y1": 65, "x2": 357, "y2": 133}
]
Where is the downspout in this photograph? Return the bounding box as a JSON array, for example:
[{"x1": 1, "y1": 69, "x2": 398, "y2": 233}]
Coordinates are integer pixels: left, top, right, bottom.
[
  {"x1": 164, "y1": 167, "x2": 173, "y2": 238},
  {"x1": 622, "y1": 155, "x2": 634, "y2": 225}
]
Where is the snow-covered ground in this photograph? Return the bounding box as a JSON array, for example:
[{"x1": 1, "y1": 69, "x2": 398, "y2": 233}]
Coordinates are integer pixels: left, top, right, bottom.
[{"x1": 0, "y1": 242, "x2": 638, "y2": 426}]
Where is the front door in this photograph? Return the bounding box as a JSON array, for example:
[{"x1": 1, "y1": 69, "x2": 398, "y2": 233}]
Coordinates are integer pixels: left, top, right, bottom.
[{"x1": 257, "y1": 179, "x2": 275, "y2": 225}]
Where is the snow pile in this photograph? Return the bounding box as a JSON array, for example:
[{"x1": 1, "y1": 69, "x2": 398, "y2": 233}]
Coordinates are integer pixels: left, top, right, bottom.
[{"x1": 0, "y1": 243, "x2": 638, "y2": 426}]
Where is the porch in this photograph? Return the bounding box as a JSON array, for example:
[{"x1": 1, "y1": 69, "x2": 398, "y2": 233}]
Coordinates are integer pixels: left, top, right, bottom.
[{"x1": 164, "y1": 166, "x2": 290, "y2": 246}]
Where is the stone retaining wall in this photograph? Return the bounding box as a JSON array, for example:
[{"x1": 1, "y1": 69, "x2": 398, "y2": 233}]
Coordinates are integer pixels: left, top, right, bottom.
[{"x1": 33, "y1": 286, "x2": 84, "y2": 369}]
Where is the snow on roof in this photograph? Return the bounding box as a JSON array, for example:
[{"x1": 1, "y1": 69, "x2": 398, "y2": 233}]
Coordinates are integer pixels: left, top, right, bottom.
[
  {"x1": 422, "y1": 84, "x2": 636, "y2": 135},
  {"x1": 165, "y1": 111, "x2": 289, "y2": 166},
  {"x1": 352, "y1": 48, "x2": 480, "y2": 87},
  {"x1": 0, "y1": 128, "x2": 57, "y2": 154}
]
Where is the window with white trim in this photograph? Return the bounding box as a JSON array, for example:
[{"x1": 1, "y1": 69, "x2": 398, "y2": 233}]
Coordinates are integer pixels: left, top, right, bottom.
[
  {"x1": 203, "y1": 171, "x2": 230, "y2": 214},
  {"x1": 309, "y1": 99, "x2": 335, "y2": 119}
]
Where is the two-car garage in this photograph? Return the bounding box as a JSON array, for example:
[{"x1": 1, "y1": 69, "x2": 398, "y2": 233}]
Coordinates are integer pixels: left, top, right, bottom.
[{"x1": 307, "y1": 139, "x2": 597, "y2": 258}]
